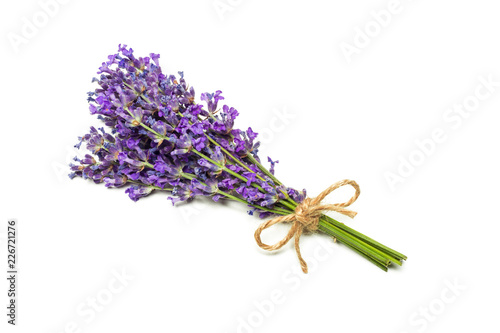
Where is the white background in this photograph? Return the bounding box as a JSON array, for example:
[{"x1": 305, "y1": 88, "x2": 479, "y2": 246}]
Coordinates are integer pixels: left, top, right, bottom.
[{"x1": 1, "y1": 0, "x2": 499, "y2": 332}]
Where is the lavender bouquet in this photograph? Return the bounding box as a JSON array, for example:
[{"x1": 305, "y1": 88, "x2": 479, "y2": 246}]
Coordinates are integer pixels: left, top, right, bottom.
[{"x1": 70, "y1": 45, "x2": 406, "y2": 273}]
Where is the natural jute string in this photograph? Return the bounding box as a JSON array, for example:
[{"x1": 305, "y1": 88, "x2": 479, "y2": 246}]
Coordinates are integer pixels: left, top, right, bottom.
[{"x1": 254, "y1": 179, "x2": 361, "y2": 273}]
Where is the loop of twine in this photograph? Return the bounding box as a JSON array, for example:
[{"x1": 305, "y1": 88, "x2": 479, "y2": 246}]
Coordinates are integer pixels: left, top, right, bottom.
[{"x1": 254, "y1": 179, "x2": 361, "y2": 273}]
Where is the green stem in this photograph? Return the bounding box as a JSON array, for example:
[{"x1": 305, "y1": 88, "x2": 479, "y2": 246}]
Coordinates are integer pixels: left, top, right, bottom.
[
  {"x1": 321, "y1": 215, "x2": 407, "y2": 261},
  {"x1": 317, "y1": 220, "x2": 392, "y2": 265},
  {"x1": 322, "y1": 230, "x2": 389, "y2": 271}
]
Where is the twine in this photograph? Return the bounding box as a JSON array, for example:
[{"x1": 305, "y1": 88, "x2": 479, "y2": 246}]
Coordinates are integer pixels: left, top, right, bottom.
[{"x1": 254, "y1": 179, "x2": 361, "y2": 273}]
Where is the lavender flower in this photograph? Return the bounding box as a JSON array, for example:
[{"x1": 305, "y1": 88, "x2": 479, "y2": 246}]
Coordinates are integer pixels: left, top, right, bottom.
[
  {"x1": 69, "y1": 44, "x2": 303, "y2": 209},
  {"x1": 69, "y1": 45, "x2": 407, "y2": 273}
]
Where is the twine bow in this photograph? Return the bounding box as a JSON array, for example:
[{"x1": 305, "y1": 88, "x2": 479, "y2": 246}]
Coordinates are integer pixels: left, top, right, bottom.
[{"x1": 254, "y1": 179, "x2": 361, "y2": 273}]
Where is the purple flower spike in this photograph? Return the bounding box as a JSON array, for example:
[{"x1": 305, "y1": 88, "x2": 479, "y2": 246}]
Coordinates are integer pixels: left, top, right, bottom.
[
  {"x1": 268, "y1": 157, "x2": 279, "y2": 175},
  {"x1": 125, "y1": 185, "x2": 154, "y2": 202}
]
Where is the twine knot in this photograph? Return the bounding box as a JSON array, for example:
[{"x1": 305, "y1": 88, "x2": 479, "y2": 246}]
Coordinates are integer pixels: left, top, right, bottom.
[
  {"x1": 293, "y1": 198, "x2": 318, "y2": 232},
  {"x1": 254, "y1": 179, "x2": 360, "y2": 273}
]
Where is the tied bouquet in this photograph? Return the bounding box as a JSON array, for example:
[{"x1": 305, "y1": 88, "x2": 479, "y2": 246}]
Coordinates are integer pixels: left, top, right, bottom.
[{"x1": 70, "y1": 45, "x2": 406, "y2": 273}]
